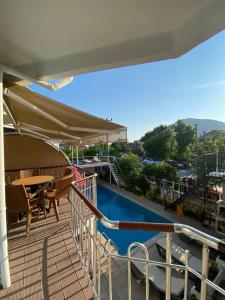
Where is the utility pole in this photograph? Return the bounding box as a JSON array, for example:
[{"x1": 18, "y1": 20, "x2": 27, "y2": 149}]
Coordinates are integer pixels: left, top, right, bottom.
[{"x1": 194, "y1": 124, "x2": 198, "y2": 138}]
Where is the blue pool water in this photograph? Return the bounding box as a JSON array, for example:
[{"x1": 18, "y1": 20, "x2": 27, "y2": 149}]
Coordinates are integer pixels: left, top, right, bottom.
[{"x1": 97, "y1": 185, "x2": 170, "y2": 255}]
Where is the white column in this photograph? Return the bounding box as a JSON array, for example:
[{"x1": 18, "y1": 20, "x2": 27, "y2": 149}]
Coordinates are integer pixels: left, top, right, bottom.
[
  {"x1": 0, "y1": 71, "x2": 11, "y2": 288},
  {"x1": 76, "y1": 146, "x2": 79, "y2": 166},
  {"x1": 106, "y1": 135, "x2": 109, "y2": 162},
  {"x1": 71, "y1": 146, "x2": 73, "y2": 164},
  {"x1": 106, "y1": 135, "x2": 111, "y2": 184}
]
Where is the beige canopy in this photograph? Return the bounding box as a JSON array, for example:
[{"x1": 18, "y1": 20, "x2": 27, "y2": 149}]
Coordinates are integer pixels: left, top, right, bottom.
[
  {"x1": 3, "y1": 84, "x2": 127, "y2": 145},
  {"x1": 4, "y1": 134, "x2": 69, "y2": 171}
]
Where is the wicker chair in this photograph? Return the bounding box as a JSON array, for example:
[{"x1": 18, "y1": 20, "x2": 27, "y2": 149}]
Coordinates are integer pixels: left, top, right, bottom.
[
  {"x1": 20, "y1": 169, "x2": 39, "y2": 178},
  {"x1": 5, "y1": 184, "x2": 42, "y2": 235},
  {"x1": 64, "y1": 167, "x2": 73, "y2": 176},
  {"x1": 45, "y1": 173, "x2": 73, "y2": 221}
]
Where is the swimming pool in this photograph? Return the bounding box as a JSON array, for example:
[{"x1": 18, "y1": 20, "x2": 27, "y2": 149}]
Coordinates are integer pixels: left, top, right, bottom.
[{"x1": 97, "y1": 184, "x2": 170, "y2": 255}]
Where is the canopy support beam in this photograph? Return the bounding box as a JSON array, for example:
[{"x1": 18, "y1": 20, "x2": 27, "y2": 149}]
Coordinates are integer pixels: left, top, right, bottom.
[{"x1": 0, "y1": 70, "x2": 11, "y2": 288}]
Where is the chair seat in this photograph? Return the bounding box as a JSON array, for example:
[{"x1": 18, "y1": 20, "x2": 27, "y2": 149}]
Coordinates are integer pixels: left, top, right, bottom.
[
  {"x1": 44, "y1": 173, "x2": 73, "y2": 222},
  {"x1": 46, "y1": 190, "x2": 56, "y2": 198}
]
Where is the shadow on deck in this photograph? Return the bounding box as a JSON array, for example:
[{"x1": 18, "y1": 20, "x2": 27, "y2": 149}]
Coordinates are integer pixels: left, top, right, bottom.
[{"x1": 0, "y1": 198, "x2": 93, "y2": 300}]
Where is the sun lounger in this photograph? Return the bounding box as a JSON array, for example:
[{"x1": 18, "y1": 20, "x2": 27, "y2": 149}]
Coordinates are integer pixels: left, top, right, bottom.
[
  {"x1": 131, "y1": 252, "x2": 185, "y2": 298},
  {"x1": 93, "y1": 156, "x2": 101, "y2": 162},
  {"x1": 83, "y1": 159, "x2": 92, "y2": 164},
  {"x1": 156, "y1": 237, "x2": 202, "y2": 274}
]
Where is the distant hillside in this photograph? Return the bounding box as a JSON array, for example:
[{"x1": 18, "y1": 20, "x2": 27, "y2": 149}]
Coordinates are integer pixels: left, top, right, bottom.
[
  {"x1": 201, "y1": 130, "x2": 225, "y2": 139},
  {"x1": 182, "y1": 118, "x2": 225, "y2": 137}
]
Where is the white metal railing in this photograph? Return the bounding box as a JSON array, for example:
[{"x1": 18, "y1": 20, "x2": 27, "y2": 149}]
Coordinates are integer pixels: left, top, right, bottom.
[{"x1": 70, "y1": 176, "x2": 225, "y2": 300}]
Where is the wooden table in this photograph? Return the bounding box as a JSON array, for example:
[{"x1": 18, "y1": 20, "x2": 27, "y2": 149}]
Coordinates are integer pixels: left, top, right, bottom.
[{"x1": 12, "y1": 175, "x2": 54, "y2": 186}]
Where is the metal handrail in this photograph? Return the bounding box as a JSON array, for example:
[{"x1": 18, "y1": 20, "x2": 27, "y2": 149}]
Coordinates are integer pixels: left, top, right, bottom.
[
  {"x1": 75, "y1": 165, "x2": 97, "y2": 176},
  {"x1": 71, "y1": 174, "x2": 225, "y2": 300},
  {"x1": 71, "y1": 183, "x2": 225, "y2": 253},
  {"x1": 101, "y1": 232, "x2": 120, "y2": 252}
]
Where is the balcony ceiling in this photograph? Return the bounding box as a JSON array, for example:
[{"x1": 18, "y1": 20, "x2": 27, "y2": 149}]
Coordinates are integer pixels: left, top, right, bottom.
[{"x1": 0, "y1": 0, "x2": 225, "y2": 80}]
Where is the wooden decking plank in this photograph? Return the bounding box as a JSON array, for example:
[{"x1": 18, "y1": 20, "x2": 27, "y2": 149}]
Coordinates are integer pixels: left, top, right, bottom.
[
  {"x1": 49, "y1": 222, "x2": 85, "y2": 299},
  {"x1": 63, "y1": 232, "x2": 93, "y2": 300},
  {"x1": 0, "y1": 197, "x2": 93, "y2": 300},
  {"x1": 23, "y1": 236, "x2": 43, "y2": 299},
  {"x1": 58, "y1": 203, "x2": 93, "y2": 300}
]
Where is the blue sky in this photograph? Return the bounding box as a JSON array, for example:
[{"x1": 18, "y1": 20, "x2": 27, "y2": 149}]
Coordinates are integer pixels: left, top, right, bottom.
[{"x1": 31, "y1": 29, "x2": 225, "y2": 141}]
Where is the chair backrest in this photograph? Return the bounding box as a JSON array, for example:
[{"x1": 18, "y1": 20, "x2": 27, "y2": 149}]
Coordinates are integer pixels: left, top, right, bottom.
[
  {"x1": 5, "y1": 184, "x2": 29, "y2": 212},
  {"x1": 55, "y1": 174, "x2": 73, "y2": 200},
  {"x1": 20, "y1": 169, "x2": 39, "y2": 178},
  {"x1": 64, "y1": 167, "x2": 73, "y2": 176}
]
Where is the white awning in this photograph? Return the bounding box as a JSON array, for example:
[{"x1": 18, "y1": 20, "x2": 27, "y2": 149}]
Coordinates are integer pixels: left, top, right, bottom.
[{"x1": 1, "y1": 0, "x2": 225, "y2": 82}]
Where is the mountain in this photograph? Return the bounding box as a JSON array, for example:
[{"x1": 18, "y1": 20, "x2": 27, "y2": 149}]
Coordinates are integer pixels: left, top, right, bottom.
[
  {"x1": 182, "y1": 118, "x2": 225, "y2": 137},
  {"x1": 200, "y1": 130, "x2": 225, "y2": 139}
]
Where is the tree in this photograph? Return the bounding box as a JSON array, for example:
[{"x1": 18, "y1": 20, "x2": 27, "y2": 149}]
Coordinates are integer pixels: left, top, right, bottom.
[
  {"x1": 127, "y1": 141, "x2": 143, "y2": 156},
  {"x1": 83, "y1": 144, "x2": 106, "y2": 156},
  {"x1": 109, "y1": 142, "x2": 127, "y2": 156},
  {"x1": 117, "y1": 153, "x2": 142, "y2": 190},
  {"x1": 142, "y1": 125, "x2": 177, "y2": 159},
  {"x1": 142, "y1": 163, "x2": 178, "y2": 182},
  {"x1": 141, "y1": 125, "x2": 168, "y2": 142},
  {"x1": 188, "y1": 133, "x2": 225, "y2": 179},
  {"x1": 174, "y1": 120, "x2": 196, "y2": 160}
]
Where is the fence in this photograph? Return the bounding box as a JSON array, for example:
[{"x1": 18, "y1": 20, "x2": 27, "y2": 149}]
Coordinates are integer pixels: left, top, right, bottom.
[{"x1": 70, "y1": 174, "x2": 225, "y2": 300}]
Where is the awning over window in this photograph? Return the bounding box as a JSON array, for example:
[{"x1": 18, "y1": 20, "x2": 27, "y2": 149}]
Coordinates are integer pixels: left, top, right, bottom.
[{"x1": 4, "y1": 84, "x2": 127, "y2": 145}]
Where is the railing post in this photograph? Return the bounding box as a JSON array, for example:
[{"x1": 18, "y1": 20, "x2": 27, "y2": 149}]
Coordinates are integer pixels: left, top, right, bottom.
[
  {"x1": 165, "y1": 233, "x2": 172, "y2": 300},
  {"x1": 92, "y1": 176, "x2": 97, "y2": 289},
  {"x1": 200, "y1": 245, "x2": 209, "y2": 300},
  {"x1": 128, "y1": 243, "x2": 149, "y2": 300},
  {"x1": 184, "y1": 250, "x2": 189, "y2": 300},
  {"x1": 107, "y1": 240, "x2": 113, "y2": 300},
  {"x1": 97, "y1": 237, "x2": 101, "y2": 299},
  {"x1": 92, "y1": 216, "x2": 97, "y2": 289},
  {"x1": 93, "y1": 176, "x2": 97, "y2": 207}
]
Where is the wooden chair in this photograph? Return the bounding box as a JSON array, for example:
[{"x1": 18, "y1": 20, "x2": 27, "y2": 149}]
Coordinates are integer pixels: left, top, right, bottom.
[
  {"x1": 64, "y1": 167, "x2": 73, "y2": 176},
  {"x1": 5, "y1": 184, "x2": 42, "y2": 235},
  {"x1": 20, "y1": 169, "x2": 39, "y2": 178},
  {"x1": 45, "y1": 173, "x2": 73, "y2": 222}
]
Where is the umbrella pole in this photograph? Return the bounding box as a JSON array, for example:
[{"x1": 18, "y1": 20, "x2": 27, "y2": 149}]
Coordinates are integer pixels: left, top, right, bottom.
[{"x1": 0, "y1": 70, "x2": 11, "y2": 288}]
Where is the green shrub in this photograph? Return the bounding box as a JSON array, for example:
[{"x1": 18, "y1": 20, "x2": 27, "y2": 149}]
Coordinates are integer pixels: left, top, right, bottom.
[
  {"x1": 135, "y1": 175, "x2": 149, "y2": 194},
  {"x1": 117, "y1": 153, "x2": 142, "y2": 191},
  {"x1": 143, "y1": 163, "x2": 178, "y2": 182}
]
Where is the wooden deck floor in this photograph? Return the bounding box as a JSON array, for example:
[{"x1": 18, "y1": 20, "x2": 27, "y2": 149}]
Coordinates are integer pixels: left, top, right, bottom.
[{"x1": 0, "y1": 198, "x2": 93, "y2": 300}]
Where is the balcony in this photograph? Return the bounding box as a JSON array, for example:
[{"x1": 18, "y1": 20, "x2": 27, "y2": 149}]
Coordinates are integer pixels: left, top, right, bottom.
[
  {"x1": 1, "y1": 165, "x2": 225, "y2": 299},
  {"x1": 0, "y1": 194, "x2": 93, "y2": 299}
]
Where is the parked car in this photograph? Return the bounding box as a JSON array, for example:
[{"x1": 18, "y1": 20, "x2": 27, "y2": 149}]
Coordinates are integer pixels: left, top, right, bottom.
[{"x1": 143, "y1": 158, "x2": 161, "y2": 165}]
